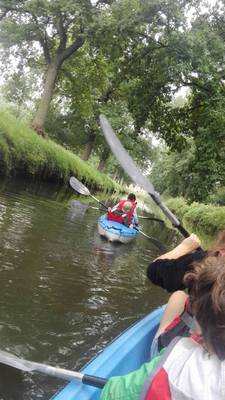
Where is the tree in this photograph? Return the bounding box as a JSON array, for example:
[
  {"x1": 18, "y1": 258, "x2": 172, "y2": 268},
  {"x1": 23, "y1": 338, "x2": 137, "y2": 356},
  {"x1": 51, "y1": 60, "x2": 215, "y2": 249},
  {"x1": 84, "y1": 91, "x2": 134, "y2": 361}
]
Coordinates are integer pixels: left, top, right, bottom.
[
  {"x1": 149, "y1": 140, "x2": 196, "y2": 198},
  {"x1": 148, "y1": 7, "x2": 225, "y2": 201},
  {"x1": 0, "y1": 0, "x2": 198, "y2": 134},
  {"x1": 56, "y1": 43, "x2": 111, "y2": 159},
  {"x1": 53, "y1": 31, "x2": 155, "y2": 171},
  {"x1": 0, "y1": 0, "x2": 112, "y2": 134},
  {"x1": 1, "y1": 0, "x2": 223, "y2": 200}
]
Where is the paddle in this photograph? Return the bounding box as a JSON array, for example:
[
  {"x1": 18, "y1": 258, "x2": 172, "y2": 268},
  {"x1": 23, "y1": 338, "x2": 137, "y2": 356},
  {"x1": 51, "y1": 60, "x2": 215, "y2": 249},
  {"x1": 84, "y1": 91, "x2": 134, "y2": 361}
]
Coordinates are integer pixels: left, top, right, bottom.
[
  {"x1": 139, "y1": 216, "x2": 164, "y2": 223},
  {"x1": 71, "y1": 200, "x2": 105, "y2": 212},
  {"x1": 0, "y1": 349, "x2": 107, "y2": 388},
  {"x1": 69, "y1": 177, "x2": 108, "y2": 210},
  {"x1": 71, "y1": 200, "x2": 164, "y2": 223},
  {"x1": 70, "y1": 178, "x2": 165, "y2": 249},
  {"x1": 134, "y1": 228, "x2": 166, "y2": 251},
  {"x1": 99, "y1": 114, "x2": 190, "y2": 238}
]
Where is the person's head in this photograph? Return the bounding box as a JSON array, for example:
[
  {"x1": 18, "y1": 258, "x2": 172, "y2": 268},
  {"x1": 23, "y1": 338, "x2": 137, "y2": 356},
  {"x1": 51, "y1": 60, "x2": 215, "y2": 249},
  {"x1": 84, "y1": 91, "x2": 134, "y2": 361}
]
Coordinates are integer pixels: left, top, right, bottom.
[
  {"x1": 127, "y1": 193, "x2": 136, "y2": 202},
  {"x1": 184, "y1": 256, "x2": 225, "y2": 360}
]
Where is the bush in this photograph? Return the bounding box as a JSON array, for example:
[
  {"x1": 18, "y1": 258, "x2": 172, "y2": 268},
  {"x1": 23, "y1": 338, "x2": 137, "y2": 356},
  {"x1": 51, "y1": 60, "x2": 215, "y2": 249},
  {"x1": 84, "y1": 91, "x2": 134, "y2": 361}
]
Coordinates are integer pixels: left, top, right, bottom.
[
  {"x1": 208, "y1": 186, "x2": 225, "y2": 206},
  {"x1": 166, "y1": 197, "x2": 225, "y2": 237},
  {"x1": 166, "y1": 197, "x2": 190, "y2": 220}
]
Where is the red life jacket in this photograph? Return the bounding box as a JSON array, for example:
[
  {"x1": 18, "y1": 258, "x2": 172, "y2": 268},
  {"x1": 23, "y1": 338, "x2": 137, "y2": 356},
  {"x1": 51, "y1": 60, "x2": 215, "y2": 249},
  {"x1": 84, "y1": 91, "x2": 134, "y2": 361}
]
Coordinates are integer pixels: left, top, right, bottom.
[
  {"x1": 140, "y1": 336, "x2": 223, "y2": 400},
  {"x1": 157, "y1": 298, "x2": 194, "y2": 352},
  {"x1": 107, "y1": 199, "x2": 137, "y2": 225}
]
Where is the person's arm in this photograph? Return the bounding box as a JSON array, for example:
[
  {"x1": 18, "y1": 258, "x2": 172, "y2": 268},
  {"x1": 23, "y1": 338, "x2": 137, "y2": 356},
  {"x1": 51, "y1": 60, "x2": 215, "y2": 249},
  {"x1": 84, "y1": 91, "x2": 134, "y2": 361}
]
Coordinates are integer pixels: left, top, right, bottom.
[
  {"x1": 156, "y1": 234, "x2": 201, "y2": 260},
  {"x1": 109, "y1": 203, "x2": 119, "y2": 212},
  {"x1": 100, "y1": 351, "x2": 164, "y2": 400},
  {"x1": 147, "y1": 234, "x2": 206, "y2": 292}
]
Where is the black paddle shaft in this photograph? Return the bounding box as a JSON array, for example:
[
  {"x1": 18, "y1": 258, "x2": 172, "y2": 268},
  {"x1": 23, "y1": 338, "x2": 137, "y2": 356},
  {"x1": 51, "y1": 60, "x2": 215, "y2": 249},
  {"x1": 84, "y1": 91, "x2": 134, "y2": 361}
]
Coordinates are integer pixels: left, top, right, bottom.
[
  {"x1": 150, "y1": 193, "x2": 189, "y2": 237},
  {"x1": 99, "y1": 114, "x2": 190, "y2": 238},
  {"x1": 90, "y1": 194, "x2": 108, "y2": 210},
  {"x1": 82, "y1": 374, "x2": 107, "y2": 388}
]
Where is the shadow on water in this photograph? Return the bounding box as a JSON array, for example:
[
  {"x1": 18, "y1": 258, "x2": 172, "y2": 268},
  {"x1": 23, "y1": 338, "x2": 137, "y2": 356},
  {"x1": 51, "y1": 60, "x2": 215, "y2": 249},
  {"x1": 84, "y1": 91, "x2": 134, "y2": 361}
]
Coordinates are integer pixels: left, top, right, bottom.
[{"x1": 0, "y1": 178, "x2": 177, "y2": 399}]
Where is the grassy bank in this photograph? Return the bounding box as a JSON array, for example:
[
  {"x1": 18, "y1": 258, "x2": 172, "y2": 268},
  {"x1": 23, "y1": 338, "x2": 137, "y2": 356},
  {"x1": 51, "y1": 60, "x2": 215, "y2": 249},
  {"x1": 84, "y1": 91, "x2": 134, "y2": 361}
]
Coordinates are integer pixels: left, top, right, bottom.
[
  {"x1": 165, "y1": 197, "x2": 225, "y2": 240},
  {"x1": 0, "y1": 110, "x2": 122, "y2": 193}
]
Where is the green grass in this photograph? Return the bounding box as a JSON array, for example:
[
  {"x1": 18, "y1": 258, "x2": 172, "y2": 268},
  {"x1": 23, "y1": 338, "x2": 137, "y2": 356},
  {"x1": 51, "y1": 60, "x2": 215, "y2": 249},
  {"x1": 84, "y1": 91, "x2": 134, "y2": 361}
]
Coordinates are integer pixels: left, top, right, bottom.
[
  {"x1": 166, "y1": 197, "x2": 225, "y2": 241},
  {"x1": 0, "y1": 110, "x2": 122, "y2": 194}
]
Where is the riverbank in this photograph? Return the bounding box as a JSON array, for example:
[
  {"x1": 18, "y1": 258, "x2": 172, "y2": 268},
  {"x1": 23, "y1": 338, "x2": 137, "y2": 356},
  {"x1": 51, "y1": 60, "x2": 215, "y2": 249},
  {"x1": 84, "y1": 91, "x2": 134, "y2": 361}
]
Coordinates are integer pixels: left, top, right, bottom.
[
  {"x1": 0, "y1": 110, "x2": 122, "y2": 193},
  {"x1": 165, "y1": 197, "x2": 225, "y2": 242}
]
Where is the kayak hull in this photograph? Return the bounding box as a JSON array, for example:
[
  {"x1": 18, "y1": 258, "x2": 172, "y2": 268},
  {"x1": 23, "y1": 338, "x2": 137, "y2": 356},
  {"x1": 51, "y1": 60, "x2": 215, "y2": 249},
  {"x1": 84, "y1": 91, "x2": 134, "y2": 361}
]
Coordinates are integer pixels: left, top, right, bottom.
[
  {"x1": 51, "y1": 306, "x2": 165, "y2": 400},
  {"x1": 97, "y1": 214, "x2": 139, "y2": 243}
]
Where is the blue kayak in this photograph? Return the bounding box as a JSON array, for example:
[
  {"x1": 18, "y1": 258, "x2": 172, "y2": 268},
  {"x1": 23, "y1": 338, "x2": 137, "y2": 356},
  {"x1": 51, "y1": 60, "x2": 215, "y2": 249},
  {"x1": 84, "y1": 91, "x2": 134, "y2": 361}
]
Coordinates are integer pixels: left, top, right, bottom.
[
  {"x1": 97, "y1": 214, "x2": 139, "y2": 243},
  {"x1": 51, "y1": 306, "x2": 164, "y2": 400}
]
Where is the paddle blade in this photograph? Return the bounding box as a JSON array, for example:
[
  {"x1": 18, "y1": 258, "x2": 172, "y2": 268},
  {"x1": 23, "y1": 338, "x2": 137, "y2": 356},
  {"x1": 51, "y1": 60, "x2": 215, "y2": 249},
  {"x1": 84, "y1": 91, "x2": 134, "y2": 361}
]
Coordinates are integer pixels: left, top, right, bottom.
[
  {"x1": 137, "y1": 230, "x2": 166, "y2": 251},
  {"x1": 70, "y1": 200, "x2": 91, "y2": 209},
  {"x1": 70, "y1": 201, "x2": 104, "y2": 212},
  {"x1": 0, "y1": 350, "x2": 107, "y2": 388},
  {"x1": 99, "y1": 114, "x2": 186, "y2": 232},
  {"x1": 0, "y1": 350, "x2": 35, "y2": 372},
  {"x1": 69, "y1": 177, "x2": 90, "y2": 196},
  {"x1": 99, "y1": 115, "x2": 155, "y2": 195}
]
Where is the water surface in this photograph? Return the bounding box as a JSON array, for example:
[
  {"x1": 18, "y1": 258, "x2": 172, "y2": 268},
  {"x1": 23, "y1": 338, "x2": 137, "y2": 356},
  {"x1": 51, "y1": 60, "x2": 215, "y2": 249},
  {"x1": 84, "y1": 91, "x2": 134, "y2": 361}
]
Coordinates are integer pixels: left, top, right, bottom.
[{"x1": 0, "y1": 180, "x2": 178, "y2": 399}]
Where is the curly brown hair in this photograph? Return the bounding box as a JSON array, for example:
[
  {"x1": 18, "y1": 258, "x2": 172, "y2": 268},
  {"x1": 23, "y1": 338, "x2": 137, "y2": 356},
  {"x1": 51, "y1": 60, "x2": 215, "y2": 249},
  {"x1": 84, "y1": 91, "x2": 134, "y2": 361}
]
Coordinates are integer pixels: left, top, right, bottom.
[{"x1": 184, "y1": 256, "x2": 225, "y2": 360}]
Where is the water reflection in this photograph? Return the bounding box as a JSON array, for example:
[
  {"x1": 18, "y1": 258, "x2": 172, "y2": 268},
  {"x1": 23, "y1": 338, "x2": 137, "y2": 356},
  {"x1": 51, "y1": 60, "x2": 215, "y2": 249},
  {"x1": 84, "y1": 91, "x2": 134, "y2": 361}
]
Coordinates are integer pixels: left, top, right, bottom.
[
  {"x1": 67, "y1": 200, "x2": 88, "y2": 220},
  {"x1": 92, "y1": 234, "x2": 133, "y2": 269}
]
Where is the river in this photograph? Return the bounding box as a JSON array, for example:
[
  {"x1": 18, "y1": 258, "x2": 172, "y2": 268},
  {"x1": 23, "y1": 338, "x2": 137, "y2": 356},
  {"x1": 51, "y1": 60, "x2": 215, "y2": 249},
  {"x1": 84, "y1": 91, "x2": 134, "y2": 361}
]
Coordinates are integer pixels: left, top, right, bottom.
[{"x1": 0, "y1": 179, "x2": 178, "y2": 399}]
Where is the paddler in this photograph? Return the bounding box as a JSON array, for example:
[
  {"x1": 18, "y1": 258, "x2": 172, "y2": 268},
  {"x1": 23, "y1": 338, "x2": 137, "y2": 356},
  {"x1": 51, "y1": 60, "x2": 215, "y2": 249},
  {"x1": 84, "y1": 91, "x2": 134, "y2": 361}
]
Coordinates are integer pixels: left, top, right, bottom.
[
  {"x1": 107, "y1": 193, "x2": 139, "y2": 227},
  {"x1": 100, "y1": 255, "x2": 225, "y2": 400}
]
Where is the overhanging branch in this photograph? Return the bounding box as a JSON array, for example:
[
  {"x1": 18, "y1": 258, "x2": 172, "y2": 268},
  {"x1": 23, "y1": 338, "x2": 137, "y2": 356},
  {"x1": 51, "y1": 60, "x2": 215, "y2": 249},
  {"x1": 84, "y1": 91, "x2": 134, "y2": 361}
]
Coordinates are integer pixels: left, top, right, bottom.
[
  {"x1": 0, "y1": 9, "x2": 8, "y2": 20},
  {"x1": 58, "y1": 36, "x2": 85, "y2": 64},
  {"x1": 56, "y1": 12, "x2": 67, "y2": 54}
]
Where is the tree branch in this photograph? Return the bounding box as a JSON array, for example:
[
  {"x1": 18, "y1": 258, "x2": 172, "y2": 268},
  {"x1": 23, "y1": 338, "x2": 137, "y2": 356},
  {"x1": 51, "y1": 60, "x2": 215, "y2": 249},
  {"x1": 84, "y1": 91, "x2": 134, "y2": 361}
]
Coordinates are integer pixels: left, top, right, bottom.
[
  {"x1": 58, "y1": 36, "x2": 85, "y2": 64},
  {"x1": 0, "y1": 9, "x2": 8, "y2": 20},
  {"x1": 95, "y1": 0, "x2": 113, "y2": 7},
  {"x1": 39, "y1": 35, "x2": 51, "y2": 64},
  {"x1": 0, "y1": 4, "x2": 52, "y2": 63},
  {"x1": 56, "y1": 12, "x2": 67, "y2": 55},
  {"x1": 181, "y1": 79, "x2": 212, "y2": 94}
]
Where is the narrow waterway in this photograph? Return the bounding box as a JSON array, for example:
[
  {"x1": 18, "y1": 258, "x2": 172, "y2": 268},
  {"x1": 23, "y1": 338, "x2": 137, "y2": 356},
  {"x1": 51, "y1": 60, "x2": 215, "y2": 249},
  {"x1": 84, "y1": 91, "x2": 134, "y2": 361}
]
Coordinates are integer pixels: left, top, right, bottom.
[{"x1": 0, "y1": 180, "x2": 178, "y2": 399}]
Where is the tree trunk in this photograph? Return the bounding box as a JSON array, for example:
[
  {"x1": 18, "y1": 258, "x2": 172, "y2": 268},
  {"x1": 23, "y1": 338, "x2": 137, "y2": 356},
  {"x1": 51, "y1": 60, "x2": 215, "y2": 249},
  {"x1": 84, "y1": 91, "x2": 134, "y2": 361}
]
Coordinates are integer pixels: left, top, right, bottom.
[
  {"x1": 32, "y1": 62, "x2": 59, "y2": 135},
  {"x1": 82, "y1": 132, "x2": 96, "y2": 160},
  {"x1": 98, "y1": 158, "x2": 107, "y2": 172},
  {"x1": 97, "y1": 149, "x2": 110, "y2": 172}
]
